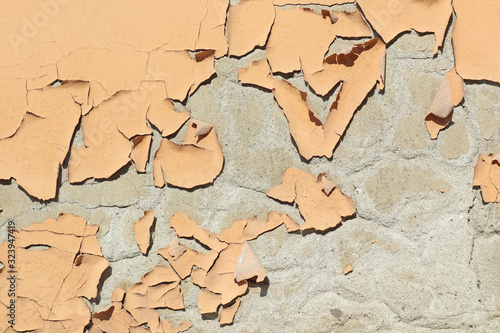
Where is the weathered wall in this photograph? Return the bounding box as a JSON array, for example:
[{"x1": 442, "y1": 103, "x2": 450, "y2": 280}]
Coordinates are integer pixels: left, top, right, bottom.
[{"x1": 1, "y1": 3, "x2": 500, "y2": 332}]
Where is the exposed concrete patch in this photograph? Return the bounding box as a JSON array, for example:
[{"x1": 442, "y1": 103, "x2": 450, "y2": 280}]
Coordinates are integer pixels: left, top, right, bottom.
[
  {"x1": 437, "y1": 117, "x2": 469, "y2": 159},
  {"x1": 364, "y1": 161, "x2": 450, "y2": 212}
]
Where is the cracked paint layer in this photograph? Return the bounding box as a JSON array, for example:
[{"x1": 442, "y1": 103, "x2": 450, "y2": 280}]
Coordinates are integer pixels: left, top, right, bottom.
[
  {"x1": 147, "y1": 50, "x2": 216, "y2": 102},
  {"x1": 156, "y1": 212, "x2": 288, "y2": 325},
  {"x1": 56, "y1": 43, "x2": 149, "y2": 107},
  {"x1": 357, "y1": 0, "x2": 452, "y2": 54},
  {"x1": 0, "y1": 214, "x2": 108, "y2": 332},
  {"x1": 0, "y1": 0, "x2": 227, "y2": 201},
  {"x1": 227, "y1": 0, "x2": 275, "y2": 57},
  {"x1": 57, "y1": 45, "x2": 215, "y2": 107},
  {"x1": 452, "y1": 0, "x2": 500, "y2": 83},
  {"x1": 194, "y1": 0, "x2": 230, "y2": 58},
  {"x1": 0, "y1": 0, "x2": 497, "y2": 330},
  {"x1": 238, "y1": 39, "x2": 385, "y2": 160},
  {"x1": 91, "y1": 265, "x2": 188, "y2": 333},
  {"x1": 0, "y1": 78, "x2": 28, "y2": 140},
  {"x1": 158, "y1": 239, "x2": 198, "y2": 279},
  {"x1": 266, "y1": 7, "x2": 372, "y2": 75},
  {"x1": 68, "y1": 82, "x2": 166, "y2": 184},
  {"x1": 0, "y1": 82, "x2": 88, "y2": 200},
  {"x1": 0, "y1": 0, "x2": 229, "y2": 67}
]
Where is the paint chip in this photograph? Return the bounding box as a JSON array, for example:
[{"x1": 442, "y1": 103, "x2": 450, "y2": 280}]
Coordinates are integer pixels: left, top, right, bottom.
[
  {"x1": 0, "y1": 214, "x2": 108, "y2": 332},
  {"x1": 219, "y1": 297, "x2": 241, "y2": 325},
  {"x1": 158, "y1": 241, "x2": 198, "y2": 279},
  {"x1": 201, "y1": 243, "x2": 249, "y2": 306},
  {"x1": 425, "y1": 68, "x2": 464, "y2": 139},
  {"x1": 473, "y1": 154, "x2": 500, "y2": 203},
  {"x1": 134, "y1": 210, "x2": 155, "y2": 255},
  {"x1": 153, "y1": 120, "x2": 224, "y2": 189},
  {"x1": 281, "y1": 213, "x2": 301, "y2": 232},
  {"x1": 217, "y1": 212, "x2": 284, "y2": 243},
  {"x1": 170, "y1": 212, "x2": 227, "y2": 252},
  {"x1": 130, "y1": 135, "x2": 152, "y2": 173},
  {"x1": 343, "y1": 264, "x2": 353, "y2": 275},
  {"x1": 267, "y1": 168, "x2": 356, "y2": 232},
  {"x1": 234, "y1": 242, "x2": 267, "y2": 283},
  {"x1": 147, "y1": 99, "x2": 190, "y2": 137}
]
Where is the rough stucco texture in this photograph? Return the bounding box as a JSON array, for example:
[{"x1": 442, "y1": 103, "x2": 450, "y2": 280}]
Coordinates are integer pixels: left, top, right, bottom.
[{"x1": 1, "y1": 4, "x2": 500, "y2": 333}]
